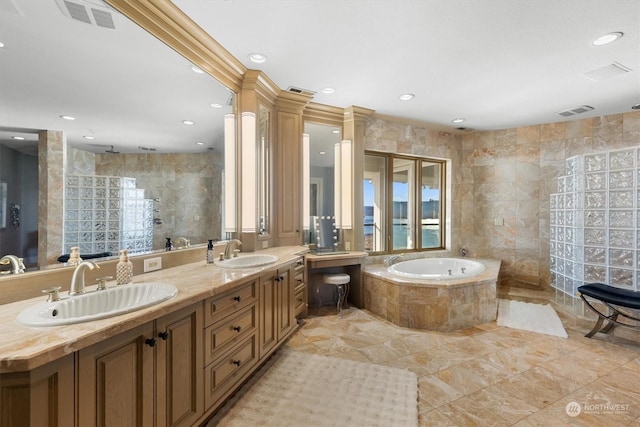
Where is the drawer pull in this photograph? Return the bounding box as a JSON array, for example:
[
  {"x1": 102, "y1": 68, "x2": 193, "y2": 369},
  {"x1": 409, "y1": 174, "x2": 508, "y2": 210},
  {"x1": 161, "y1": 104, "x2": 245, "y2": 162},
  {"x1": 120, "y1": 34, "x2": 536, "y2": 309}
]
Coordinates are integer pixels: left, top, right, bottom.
[
  {"x1": 297, "y1": 279, "x2": 303, "y2": 283},
  {"x1": 232, "y1": 360, "x2": 241, "y2": 367},
  {"x1": 297, "y1": 298, "x2": 303, "y2": 302},
  {"x1": 158, "y1": 331, "x2": 169, "y2": 340},
  {"x1": 145, "y1": 338, "x2": 156, "y2": 347},
  {"x1": 233, "y1": 295, "x2": 241, "y2": 302},
  {"x1": 232, "y1": 326, "x2": 242, "y2": 333}
]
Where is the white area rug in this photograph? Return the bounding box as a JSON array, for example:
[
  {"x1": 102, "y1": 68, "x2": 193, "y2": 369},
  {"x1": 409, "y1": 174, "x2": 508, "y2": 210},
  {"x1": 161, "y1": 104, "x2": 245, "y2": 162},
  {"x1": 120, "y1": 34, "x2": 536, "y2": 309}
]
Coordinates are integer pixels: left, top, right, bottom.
[
  {"x1": 207, "y1": 348, "x2": 418, "y2": 427},
  {"x1": 497, "y1": 298, "x2": 568, "y2": 338}
]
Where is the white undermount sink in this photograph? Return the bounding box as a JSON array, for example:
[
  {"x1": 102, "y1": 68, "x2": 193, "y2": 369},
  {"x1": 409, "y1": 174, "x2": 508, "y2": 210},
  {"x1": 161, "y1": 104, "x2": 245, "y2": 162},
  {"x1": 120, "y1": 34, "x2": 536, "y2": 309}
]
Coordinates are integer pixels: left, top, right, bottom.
[
  {"x1": 215, "y1": 254, "x2": 279, "y2": 269},
  {"x1": 16, "y1": 282, "x2": 178, "y2": 327}
]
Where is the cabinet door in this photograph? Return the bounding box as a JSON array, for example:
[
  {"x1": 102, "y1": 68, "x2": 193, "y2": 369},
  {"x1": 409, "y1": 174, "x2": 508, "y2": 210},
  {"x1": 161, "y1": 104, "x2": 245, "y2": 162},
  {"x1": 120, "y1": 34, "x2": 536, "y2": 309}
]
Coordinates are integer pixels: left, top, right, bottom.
[
  {"x1": 259, "y1": 270, "x2": 278, "y2": 359},
  {"x1": 30, "y1": 355, "x2": 75, "y2": 427},
  {"x1": 276, "y1": 267, "x2": 295, "y2": 340},
  {"x1": 78, "y1": 322, "x2": 154, "y2": 427},
  {"x1": 0, "y1": 354, "x2": 75, "y2": 427},
  {"x1": 276, "y1": 110, "x2": 301, "y2": 244},
  {"x1": 156, "y1": 303, "x2": 204, "y2": 427}
]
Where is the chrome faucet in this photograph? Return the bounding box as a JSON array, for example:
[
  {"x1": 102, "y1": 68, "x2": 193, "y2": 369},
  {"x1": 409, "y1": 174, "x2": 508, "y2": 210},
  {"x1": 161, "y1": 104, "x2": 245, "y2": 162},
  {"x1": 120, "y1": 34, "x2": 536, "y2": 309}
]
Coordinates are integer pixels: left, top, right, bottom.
[
  {"x1": 0, "y1": 255, "x2": 25, "y2": 274},
  {"x1": 223, "y1": 239, "x2": 242, "y2": 259},
  {"x1": 384, "y1": 254, "x2": 405, "y2": 266},
  {"x1": 69, "y1": 261, "x2": 99, "y2": 296},
  {"x1": 460, "y1": 248, "x2": 468, "y2": 257}
]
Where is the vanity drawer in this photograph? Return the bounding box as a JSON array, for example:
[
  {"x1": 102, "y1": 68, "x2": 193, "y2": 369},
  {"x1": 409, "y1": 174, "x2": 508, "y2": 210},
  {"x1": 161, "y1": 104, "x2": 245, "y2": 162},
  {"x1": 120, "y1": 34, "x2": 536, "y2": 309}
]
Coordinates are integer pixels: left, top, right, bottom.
[
  {"x1": 204, "y1": 280, "x2": 257, "y2": 326},
  {"x1": 204, "y1": 334, "x2": 258, "y2": 409},
  {"x1": 294, "y1": 285, "x2": 306, "y2": 316},
  {"x1": 204, "y1": 304, "x2": 257, "y2": 366}
]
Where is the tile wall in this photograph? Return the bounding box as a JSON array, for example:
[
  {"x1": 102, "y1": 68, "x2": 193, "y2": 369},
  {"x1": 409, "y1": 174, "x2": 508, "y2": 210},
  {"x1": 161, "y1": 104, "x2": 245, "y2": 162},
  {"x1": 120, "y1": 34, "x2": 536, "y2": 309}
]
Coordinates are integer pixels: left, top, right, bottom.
[{"x1": 364, "y1": 111, "x2": 640, "y2": 302}]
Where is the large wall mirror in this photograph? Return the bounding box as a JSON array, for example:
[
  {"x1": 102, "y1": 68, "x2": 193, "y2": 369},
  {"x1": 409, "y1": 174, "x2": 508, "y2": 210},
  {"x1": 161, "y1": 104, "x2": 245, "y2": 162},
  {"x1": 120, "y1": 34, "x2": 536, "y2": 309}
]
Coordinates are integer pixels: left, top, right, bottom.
[
  {"x1": 0, "y1": 0, "x2": 236, "y2": 270},
  {"x1": 302, "y1": 122, "x2": 343, "y2": 252}
]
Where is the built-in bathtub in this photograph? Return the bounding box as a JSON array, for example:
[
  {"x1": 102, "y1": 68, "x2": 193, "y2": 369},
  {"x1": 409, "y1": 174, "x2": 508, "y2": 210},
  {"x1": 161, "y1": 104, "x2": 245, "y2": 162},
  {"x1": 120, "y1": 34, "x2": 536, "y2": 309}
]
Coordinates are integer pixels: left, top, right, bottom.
[
  {"x1": 363, "y1": 257, "x2": 501, "y2": 332},
  {"x1": 388, "y1": 258, "x2": 486, "y2": 280}
]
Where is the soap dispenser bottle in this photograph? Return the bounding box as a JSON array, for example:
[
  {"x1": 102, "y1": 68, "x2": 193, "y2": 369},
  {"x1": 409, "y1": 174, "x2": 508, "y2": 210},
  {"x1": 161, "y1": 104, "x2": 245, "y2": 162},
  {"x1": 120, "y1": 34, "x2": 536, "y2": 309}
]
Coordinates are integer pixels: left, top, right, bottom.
[
  {"x1": 165, "y1": 237, "x2": 172, "y2": 251},
  {"x1": 68, "y1": 246, "x2": 82, "y2": 267},
  {"x1": 116, "y1": 249, "x2": 133, "y2": 285},
  {"x1": 207, "y1": 239, "x2": 215, "y2": 264}
]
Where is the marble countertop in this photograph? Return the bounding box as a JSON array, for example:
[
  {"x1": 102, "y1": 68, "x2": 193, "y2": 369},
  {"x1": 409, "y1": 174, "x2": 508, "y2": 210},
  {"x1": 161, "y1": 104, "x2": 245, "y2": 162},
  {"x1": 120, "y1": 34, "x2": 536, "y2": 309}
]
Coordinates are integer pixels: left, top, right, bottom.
[
  {"x1": 0, "y1": 246, "x2": 308, "y2": 373},
  {"x1": 306, "y1": 251, "x2": 368, "y2": 262}
]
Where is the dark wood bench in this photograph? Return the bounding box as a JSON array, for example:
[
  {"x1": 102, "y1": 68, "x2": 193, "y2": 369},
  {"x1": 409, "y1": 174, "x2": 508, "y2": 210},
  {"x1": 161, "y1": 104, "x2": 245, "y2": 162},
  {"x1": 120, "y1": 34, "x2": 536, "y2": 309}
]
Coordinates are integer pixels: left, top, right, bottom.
[{"x1": 577, "y1": 283, "x2": 640, "y2": 338}]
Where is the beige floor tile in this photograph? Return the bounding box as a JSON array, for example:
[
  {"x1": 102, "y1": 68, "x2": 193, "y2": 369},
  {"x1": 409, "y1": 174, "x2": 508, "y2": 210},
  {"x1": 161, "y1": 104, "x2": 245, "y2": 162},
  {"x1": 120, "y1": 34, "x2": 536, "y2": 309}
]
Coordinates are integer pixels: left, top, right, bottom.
[
  {"x1": 436, "y1": 396, "x2": 513, "y2": 426},
  {"x1": 280, "y1": 307, "x2": 640, "y2": 426},
  {"x1": 418, "y1": 374, "x2": 465, "y2": 411},
  {"x1": 465, "y1": 386, "x2": 539, "y2": 424},
  {"x1": 436, "y1": 358, "x2": 512, "y2": 395},
  {"x1": 496, "y1": 366, "x2": 584, "y2": 409}
]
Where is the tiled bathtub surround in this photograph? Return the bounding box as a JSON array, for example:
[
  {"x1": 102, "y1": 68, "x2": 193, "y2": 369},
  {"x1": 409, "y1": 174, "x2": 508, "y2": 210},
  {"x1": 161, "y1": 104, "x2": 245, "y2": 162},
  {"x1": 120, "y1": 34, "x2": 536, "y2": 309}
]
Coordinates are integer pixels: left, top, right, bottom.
[
  {"x1": 550, "y1": 147, "x2": 640, "y2": 319},
  {"x1": 363, "y1": 259, "x2": 500, "y2": 331}
]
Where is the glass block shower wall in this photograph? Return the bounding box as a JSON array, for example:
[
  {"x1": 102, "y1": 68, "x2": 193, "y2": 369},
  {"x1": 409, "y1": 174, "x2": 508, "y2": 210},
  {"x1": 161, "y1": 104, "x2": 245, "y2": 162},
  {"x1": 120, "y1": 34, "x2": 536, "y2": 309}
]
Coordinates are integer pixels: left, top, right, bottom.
[
  {"x1": 550, "y1": 147, "x2": 639, "y2": 302},
  {"x1": 64, "y1": 175, "x2": 153, "y2": 257}
]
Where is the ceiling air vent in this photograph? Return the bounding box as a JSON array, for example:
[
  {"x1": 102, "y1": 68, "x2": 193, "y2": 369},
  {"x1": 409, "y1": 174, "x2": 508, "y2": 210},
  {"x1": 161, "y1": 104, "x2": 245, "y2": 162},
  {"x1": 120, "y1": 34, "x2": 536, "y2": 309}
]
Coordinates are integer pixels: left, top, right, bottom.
[
  {"x1": 286, "y1": 86, "x2": 316, "y2": 97},
  {"x1": 56, "y1": 0, "x2": 118, "y2": 29},
  {"x1": 557, "y1": 105, "x2": 594, "y2": 117},
  {"x1": 581, "y1": 62, "x2": 632, "y2": 81}
]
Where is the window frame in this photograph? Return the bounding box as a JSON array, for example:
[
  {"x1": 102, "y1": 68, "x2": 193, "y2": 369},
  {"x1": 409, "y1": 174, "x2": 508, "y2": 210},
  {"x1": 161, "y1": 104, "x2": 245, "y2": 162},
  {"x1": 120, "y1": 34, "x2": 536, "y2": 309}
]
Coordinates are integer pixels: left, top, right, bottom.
[{"x1": 364, "y1": 150, "x2": 446, "y2": 255}]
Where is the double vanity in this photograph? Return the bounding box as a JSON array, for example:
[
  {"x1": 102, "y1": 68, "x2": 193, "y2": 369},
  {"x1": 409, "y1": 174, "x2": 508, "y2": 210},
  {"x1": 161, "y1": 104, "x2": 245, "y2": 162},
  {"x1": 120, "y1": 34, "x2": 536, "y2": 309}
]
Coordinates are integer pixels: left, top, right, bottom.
[{"x1": 0, "y1": 246, "x2": 308, "y2": 426}]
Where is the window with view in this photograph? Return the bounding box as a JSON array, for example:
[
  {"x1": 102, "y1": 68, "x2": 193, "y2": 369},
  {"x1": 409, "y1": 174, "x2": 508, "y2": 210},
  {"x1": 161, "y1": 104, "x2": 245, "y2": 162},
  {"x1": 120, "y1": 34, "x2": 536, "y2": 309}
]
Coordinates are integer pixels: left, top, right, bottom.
[{"x1": 364, "y1": 152, "x2": 445, "y2": 253}]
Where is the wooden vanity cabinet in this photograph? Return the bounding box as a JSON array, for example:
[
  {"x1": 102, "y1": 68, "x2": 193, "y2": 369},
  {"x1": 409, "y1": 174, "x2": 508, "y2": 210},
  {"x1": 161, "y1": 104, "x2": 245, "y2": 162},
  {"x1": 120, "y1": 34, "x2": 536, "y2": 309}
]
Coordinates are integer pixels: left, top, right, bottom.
[
  {"x1": 77, "y1": 303, "x2": 203, "y2": 427},
  {"x1": 202, "y1": 280, "x2": 259, "y2": 413},
  {"x1": 293, "y1": 257, "x2": 307, "y2": 318},
  {"x1": 259, "y1": 260, "x2": 296, "y2": 359},
  {"x1": 0, "y1": 354, "x2": 75, "y2": 427}
]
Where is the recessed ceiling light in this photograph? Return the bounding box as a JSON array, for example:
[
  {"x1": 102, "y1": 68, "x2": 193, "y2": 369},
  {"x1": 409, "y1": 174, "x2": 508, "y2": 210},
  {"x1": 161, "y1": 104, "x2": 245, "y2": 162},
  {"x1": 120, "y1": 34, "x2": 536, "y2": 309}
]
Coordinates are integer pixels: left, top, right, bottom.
[
  {"x1": 632, "y1": 103, "x2": 640, "y2": 110},
  {"x1": 60, "y1": 115, "x2": 75, "y2": 121},
  {"x1": 451, "y1": 118, "x2": 466, "y2": 124},
  {"x1": 11, "y1": 136, "x2": 24, "y2": 140},
  {"x1": 196, "y1": 141, "x2": 205, "y2": 145},
  {"x1": 83, "y1": 135, "x2": 95, "y2": 140},
  {"x1": 593, "y1": 32, "x2": 623, "y2": 46},
  {"x1": 322, "y1": 87, "x2": 335, "y2": 94},
  {"x1": 331, "y1": 129, "x2": 340, "y2": 134},
  {"x1": 319, "y1": 151, "x2": 326, "y2": 155},
  {"x1": 191, "y1": 65, "x2": 204, "y2": 74},
  {"x1": 0, "y1": 42, "x2": 5, "y2": 48},
  {"x1": 248, "y1": 52, "x2": 267, "y2": 64},
  {"x1": 399, "y1": 93, "x2": 415, "y2": 101},
  {"x1": 210, "y1": 103, "x2": 223, "y2": 108},
  {"x1": 182, "y1": 120, "x2": 195, "y2": 125}
]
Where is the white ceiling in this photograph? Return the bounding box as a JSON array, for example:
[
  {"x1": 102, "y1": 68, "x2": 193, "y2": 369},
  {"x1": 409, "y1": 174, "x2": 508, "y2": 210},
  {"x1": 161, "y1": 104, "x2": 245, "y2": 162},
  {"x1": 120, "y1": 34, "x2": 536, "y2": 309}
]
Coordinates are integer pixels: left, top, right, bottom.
[
  {"x1": 1, "y1": 0, "x2": 638, "y2": 157},
  {"x1": 175, "y1": 0, "x2": 640, "y2": 131}
]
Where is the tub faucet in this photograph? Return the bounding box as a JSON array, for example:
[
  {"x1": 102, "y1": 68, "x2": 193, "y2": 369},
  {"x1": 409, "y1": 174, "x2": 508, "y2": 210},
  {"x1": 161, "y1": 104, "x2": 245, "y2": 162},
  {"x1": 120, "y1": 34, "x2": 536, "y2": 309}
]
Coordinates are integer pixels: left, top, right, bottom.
[
  {"x1": 69, "y1": 261, "x2": 99, "y2": 296},
  {"x1": 384, "y1": 254, "x2": 405, "y2": 266},
  {"x1": 460, "y1": 248, "x2": 468, "y2": 257},
  {"x1": 0, "y1": 255, "x2": 24, "y2": 274},
  {"x1": 224, "y1": 239, "x2": 242, "y2": 259}
]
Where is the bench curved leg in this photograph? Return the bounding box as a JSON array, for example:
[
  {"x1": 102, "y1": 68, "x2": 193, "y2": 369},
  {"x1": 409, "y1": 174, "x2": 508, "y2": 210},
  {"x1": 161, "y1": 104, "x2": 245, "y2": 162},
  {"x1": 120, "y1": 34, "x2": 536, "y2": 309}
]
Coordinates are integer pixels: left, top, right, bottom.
[
  {"x1": 599, "y1": 312, "x2": 619, "y2": 334},
  {"x1": 585, "y1": 315, "x2": 605, "y2": 338}
]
